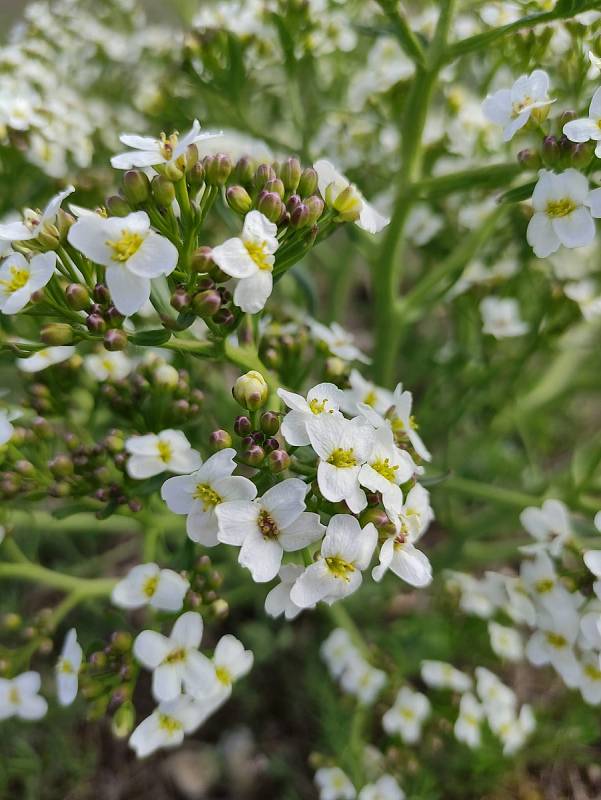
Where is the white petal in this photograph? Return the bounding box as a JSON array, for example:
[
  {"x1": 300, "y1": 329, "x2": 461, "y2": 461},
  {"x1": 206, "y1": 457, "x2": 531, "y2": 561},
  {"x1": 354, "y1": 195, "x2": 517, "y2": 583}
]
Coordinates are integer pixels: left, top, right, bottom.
[
  {"x1": 152, "y1": 663, "x2": 182, "y2": 702},
  {"x1": 261, "y1": 478, "x2": 307, "y2": 528},
  {"x1": 527, "y1": 213, "x2": 560, "y2": 258},
  {"x1": 233, "y1": 271, "x2": 273, "y2": 314},
  {"x1": 212, "y1": 237, "x2": 256, "y2": 278},
  {"x1": 127, "y1": 231, "x2": 178, "y2": 278},
  {"x1": 151, "y1": 570, "x2": 189, "y2": 611},
  {"x1": 238, "y1": 528, "x2": 283, "y2": 583},
  {"x1": 552, "y1": 207, "x2": 595, "y2": 249},
  {"x1": 105, "y1": 264, "x2": 151, "y2": 316},
  {"x1": 216, "y1": 500, "x2": 258, "y2": 545},
  {"x1": 134, "y1": 631, "x2": 172, "y2": 668},
  {"x1": 171, "y1": 611, "x2": 203, "y2": 649}
]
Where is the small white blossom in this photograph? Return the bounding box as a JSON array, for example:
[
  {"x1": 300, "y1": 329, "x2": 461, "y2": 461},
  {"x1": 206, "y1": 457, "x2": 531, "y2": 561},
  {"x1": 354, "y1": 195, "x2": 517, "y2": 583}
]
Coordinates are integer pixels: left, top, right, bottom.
[
  {"x1": 488, "y1": 622, "x2": 523, "y2": 662},
  {"x1": 420, "y1": 660, "x2": 472, "y2": 692},
  {"x1": 382, "y1": 686, "x2": 431, "y2": 744},
  {"x1": 0, "y1": 186, "x2": 74, "y2": 242},
  {"x1": 162, "y1": 449, "x2": 256, "y2": 546},
  {"x1": 0, "y1": 251, "x2": 56, "y2": 314},
  {"x1": 68, "y1": 211, "x2": 178, "y2": 316},
  {"x1": 321, "y1": 628, "x2": 356, "y2": 678},
  {"x1": 111, "y1": 119, "x2": 221, "y2": 169},
  {"x1": 85, "y1": 350, "x2": 133, "y2": 381},
  {"x1": 359, "y1": 427, "x2": 415, "y2": 517},
  {"x1": 563, "y1": 87, "x2": 601, "y2": 158},
  {"x1": 0, "y1": 671, "x2": 47, "y2": 720},
  {"x1": 315, "y1": 767, "x2": 356, "y2": 800},
  {"x1": 56, "y1": 628, "x2": 82, "y2": 707},
  {"x1": 216, "y1": 478, "x2": 324, "y2": 583},
  {"x1": 480, "y1": 297, "x2": 527, "y2": 339},
  {"x1": 309, "y1": 319, "x2": 371, "y2": 364},
  {"x1": 278, "y1": 382, "x2": 345, "y2": 447},
  {"x1": 186, "y1": 634, "x2": 253, "y2": 715},
  {"x1": 482, "y1": 70, "x2": 553, "y2": 141},
  {"x1": 112, "y1": 563, "x2": 189, "y2": 612},
  {"x1": 475, "y1": 667, "x2": 517, "y2": 714},
  {"x1": 264, "y1": 565, "x2": 308, "y2": 620},
  {"x1": 578, "y1": 652, "x2": 601, "y2": 705},
  {"x1": 340, "y1": 653, "x2": 387, "y2": 705},
  {"x1": 359, "y1": 384, "x2": 430, "y2": 463},
  {"x1": 564, "y1": 279, "x2": 601, "y2": 321},
  {"x1": 125, "y1": 429, "x2": 201, "y2": 479},
  {"x1": 342, "y1": 370, "x2": 393, "y2": 416},
  {"x1": 489, "y1": 704, "x2": 535, "y2": 755},
  {"x1": 129, "y1": 694, "x2": 207, "y2": 758},
  {"x1": 526, "y1": 608, "x2": 581, "y2": 688},
  {"x1": 519, "y1": 498, "x2": 572, "y2": 557},
  {"x1": 454, "y1": 692, "x2": 484, "y2": 749},
  {"x1": 358, "y1": 775, "x2": 405, "y2": 800},
  {"x1": 0, "y1": 410, "x2": 14, "y2": 445},
  {"x1": 17, "y1": 346, "x2": 75, "y2": 373},
  {"x1": 315, "y1": 159, "x2": 389, "y2": 234},
  {"x1": 211, "y1": 211, "x2": 279, "y2": 313}
]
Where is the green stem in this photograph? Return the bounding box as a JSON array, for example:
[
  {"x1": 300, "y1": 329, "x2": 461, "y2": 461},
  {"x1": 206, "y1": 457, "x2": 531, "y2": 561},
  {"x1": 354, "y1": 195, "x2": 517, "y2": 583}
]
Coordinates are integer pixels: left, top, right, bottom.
[
  {"x1": 441, "y1": 476, "x2": 541, "y2": 509},
  {"x1": 326, "y1": 602, "x2": 370, "y2": 660},
  {"x1": 0, "y1": 561, "x2": 116, "y2": 595}
]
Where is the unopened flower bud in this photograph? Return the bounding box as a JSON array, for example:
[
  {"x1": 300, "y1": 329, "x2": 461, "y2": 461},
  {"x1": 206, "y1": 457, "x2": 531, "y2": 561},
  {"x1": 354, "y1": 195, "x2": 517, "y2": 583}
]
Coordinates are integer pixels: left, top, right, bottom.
[
  {"x1": 558, "y1": 133, "x2": 575, "y2": 165},
  {"x1": 15, "y1": 459, "x2": 35, "y2": 477},
  {"x1": 242, "y1": 444, "x2": 265, "y2": 466},
  {"x1": 204, "y1": 153, "x2": 232, "y2": 185},
  {"x1": 305, "y1": 195, "x2": 325, "y2": 225},
  {"x1": 280, "y1": 157, "x2": 302, "y2": 193},
  {"x1": 232, "y1": 156, "x2": 255, "y2": 186},
  {"x1": 49, "y1": 454, "x2": 74, "y2": 478},
  {"x1": 192, "y1": 289, "x2": 221, "y2": 317},
  {"x1": 86, "y1": 313, "x2": 106, "y2": 334},
  {"x1": 264, "y1": 178, "x2": 285, "y2": 199},
  {"x1": 298, "y1": 167, "x2": 318, "y2": 197},
  {"x1": 170, "y1": 286, "x2": 191, "y2": 311},
  {"x1": 160, "y1": 160, "x2": 184, "y2": 181},
  {"x1": 185, "y1": 143, "x2": 199, "y2": 172},
  {"x1": 110, "y1": 630, "x2": 133, "y2": 652},
  {"x1": 290, "y1": 203, "x2": 310, "y2": 229},
  {"x1": 233, "y1": 370, "x2": 269, "y2": 410},
  {"x1": 268, "y1": 449, "x2": 290, "y2": 473},
  {"x1": 37, "y1": 224, "x2": 60, "y2": 249},
  {"x1": 330, "y1": 184, "x2": 362, "y2": 222},
  {"x1": 254, "y1": 163, "x2": 276, "y2": 192},
  {"x1": 65, "y1": 283, "x2": 89, "y2": 310},
  {"x1": 103, "y1": 329, "x2": 128, "y2": 352},
  {"x1": 234, "y1": 415, "x2": 252, "y2": 436},
  {"x1": 260, "y1": 410, "x2": 280, "y2": 435},
  {"x1": 542, "y1": 135, "x2": 560, "y2": 167},
  {"x1": 360, "y1": 507, "x2": 396, "y2": 536},
  {"x1": 93, "y1": 284, "x2": 110, "y2": 304},
  {"x1": 188, "y1": 161, "x2": 205, "y2": 186},
  {"x1": 214, "y1": 307, "x2": 235, "y2": 327},
  {"x1": 572, "y1": 140, "x2": 596, "y2": 169},
  {"x1": 112, "y1": 701, "x2": 136, "y2": 739},
  {"x1": 257, "y1": 191, "x2": 285, "y2": 223},
  {"x1": 209, "y1": 429, "x2": 233, "y2": 451},
  {"x1": 558, "y1": 109, "x2": 577, "y2": 129},
  {"x1": 154, "y1": 363, "x2": 179, "y2": 387},
  {"x1": 41, "y1": 323, "x2": 73, "y2": 346},
  {"x1": 287, "y1": 194, "x2": 302, "y2": 214},
  {"x1": 264, "y1": 436, "x2": 279, "y2": 453},
  {"x1": 226, "y1": 185, "x2": 253, "y2": 214},
  {"x1": 106, "y1": 194, "x2": 131, "y2": 217},
  {"x1": 122, "y1": 170, "x2": 150, "y2": 205},
  {"x1": 32, "y1": 416, "x2": 52, "y2": 438},
  {"x1": 56, "y1": 208, "x2": 75, "y2": 239},
  {"x1": 517, "y1": 149, "x2": 541, "y2": 170},
  {"x1": 152, "y1": 174, "x2": 176, "y2": 206},
  {"x1": 190, "y1": 246, "x2": 213, "y2": 273}
]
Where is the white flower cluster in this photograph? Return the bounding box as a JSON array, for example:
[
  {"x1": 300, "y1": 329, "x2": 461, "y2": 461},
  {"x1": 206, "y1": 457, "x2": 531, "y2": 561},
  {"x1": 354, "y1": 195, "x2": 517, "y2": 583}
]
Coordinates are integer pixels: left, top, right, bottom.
[
  {"x1": 315, "y1": 766, "x2": 405, "y2": 800},
  {"x1": 321, "y1": 629, "x2": 386, "y2": 706}
]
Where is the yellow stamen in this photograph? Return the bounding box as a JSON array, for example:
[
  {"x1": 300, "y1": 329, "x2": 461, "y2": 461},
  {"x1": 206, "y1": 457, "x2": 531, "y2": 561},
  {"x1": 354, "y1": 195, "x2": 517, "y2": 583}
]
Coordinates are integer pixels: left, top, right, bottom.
[
  {"x1": 193, "y1": 483, "x2": 222, "y2": 512},
  {"x1": 546, "y1": 632, "x2": 567, "y2": 649},
  {"x1": 534, "y1": 578, "x2": 554, "y2": 594},
  {"x1": 106, "y1": 230, "x2": 144, "y2": 262},
  {"x1": 309, "y1": 398, "x2": 328, "y2": 415},
  {"x1": 164, "y1": 647, "x2": 186, "y2": 664},
  {"x1": 371, "y1": 457, "x2": 398, "y2": 482},
  {"x1": 215, "y1": 665, "x2": 232, "y2": 686},
  {"x1": 327, "y1": 448, "x2": 357, "y2": 468},
  {"x1": 158, "y1": 713, "x2": 183, "y2": 733},
  {"x1": 157, "y1": 440, "x2": 172, "y2": 463},
  {"x1": 325, "y1": 556, "x2": 355, "y2": 581},
  {"x1": 142, "y1": 576, "x2": 158, "y2": 597},
  {"x1": 546, "y1": 198, "x2": 577, "y2": 218},
  {"x1": 244, "y1": 240, "x2": 272, "y2": 271},
  {"x1": 0, "y1": 265, "x2": 30, "y2": 294}
]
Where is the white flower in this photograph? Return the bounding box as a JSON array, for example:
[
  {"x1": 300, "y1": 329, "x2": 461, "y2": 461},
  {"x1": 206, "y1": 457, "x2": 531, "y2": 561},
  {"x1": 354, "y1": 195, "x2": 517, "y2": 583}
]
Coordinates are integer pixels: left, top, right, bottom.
[
  {"x1": 527, "y1": 169, "x2": 601, "y2": 258},
  {"x1": 112, "y1": 563, "x2": 189, "y2": 612},
  {"x1": 85, "y1": 350, "x2": 133, "y2": 381},
  {"x1": 56, "y1": 628, "x2": 82, "y2": 707},
  {"x1": 111, "y1": 120, "x2": 221, "y2": 170},
  {"x1": 519, "y1": 551, "x2": 576, "y2": 614},
  {"x1": 563, "y1": 88, "x2": 601, "y2": 158},
  {"x1": 445, "y1": 571, "x2": 501, "y2": 619},
  {"x1": 186, "y1": 634, "x2": 253, "y2": 715},
  {"x1": 564, "y1": 279, "x2": 601, "y2": 321},
  {"x1": 488, "y1": 622, "x2": 523, "y2": 662},
  {"x1": 420, "y1": 660, "x2": 472, "y2": 692},
  {"x1": 307, "y1": 415, "x2": 373, "y2": 514},
  {"x1": 489, "y1": 704, "x2": 535, "y2": 755},
  {"x1": 590, "y1": 51, "x2": 601, "y2": 72},
  {"x1": 358, "y1": 775, "x2": 405, "y2": 800},
  {"x1": 454, "y1": 692, "x2": 484, "y2": 749},
  {"x1": 360, "y1": 383, "x2": 430, "y2": 463},
  {"x1": 161, "y1": 449, "x2": 256, "y2": 546},
  {"x1": 321, "y1": 628, "x2": 357, "y2": 678},
  {"x1": 68, "y1": 211, "x2": 178, "y2": 316},
  {"x1": 17, "y1": 346, "x2": 75, "y2": 373},
  {"x1": 129, "y1": 694, "x2": 207, "y2": 758},
  {"x1": 482, "y1": 70, "x2": 553, "y2": 141},
  {"x1": 0, "y1": 186, "x2": 74, "y2": 241},
  {"x1": 475, "y1": 667, "x2": 517, "y2": 714},
  {"x1": 0, "y1": 671, "x2": 47, "y2": 720},
  {"x1": 526, "y1": 608, "x2": 581, "y2": 688},
  {"x1": 0, "y1": 410, "x2": 14, "y2": 445},
  {"x1": 382, "y1": 686, "x2": 431, "y2": 743},
  {"x1": 265, "y1": 564, "x2": 309, "y2": 620},
  {"x1": 579, "y1": 652, "x2": 601, "y2": 705},
  {"x1": 216, "y1": 478, "x2": 324, "y2": 582},
  {"x1": 342, "y1": 370, "x2": 393, "y2": 416},
  {"x1": 211, "y1": 211, "x2": 279, "y2": 313},
  {"x1": 359, "y1": 428, "x2": 415, "y2": 517},
  {"x1": 480, "y1": 297, "x2": 528, "y2": 339},
  {"x1": 309, "y1": 319, "x2": 371, "y2": 364},
  {"x1": 340, "y1": 653, "x2": 387, "y2": 705},
  {"x1": 315, "y1": 767, "x2": 356, "y2": 800},
  {"x1": 314, "y1": 159, "x2": 389, "y2": 234},
  {"x1": 0, "y1": 251, "x2": 56, "y2": 314},
  {"x1": 520, "y1": 498, "x2": 572, "y2": 557},
  {"x1": 133, "y1": 611, "x2": 207, "y2": 703},
  {"x1": 125, "y1": 429, "x2": 201, "y2": 479},
  {"x1": 278, "y1": 382, "x2": 345, "y2": 447},
  {"x1": 290, "y1": 515, "x2": 377, "y2": 608}
]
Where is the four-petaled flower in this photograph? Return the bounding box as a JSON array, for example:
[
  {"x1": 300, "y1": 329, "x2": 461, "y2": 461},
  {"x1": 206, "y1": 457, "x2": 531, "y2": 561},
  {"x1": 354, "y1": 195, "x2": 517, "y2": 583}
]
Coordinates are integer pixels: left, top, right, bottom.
[
  {"x1": 0, "y1": 251, "x2": 56, "y2": 314},
  {"x1": 125, "y1": 430, "x2": 201, "y2": 479}
]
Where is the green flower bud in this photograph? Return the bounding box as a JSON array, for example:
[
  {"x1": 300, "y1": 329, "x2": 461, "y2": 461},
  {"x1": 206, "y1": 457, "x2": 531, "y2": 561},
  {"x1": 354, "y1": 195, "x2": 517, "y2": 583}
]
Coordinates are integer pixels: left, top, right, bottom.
[
  {"x1": 41, "y1": 323, "x2": 73, "y2": 346},
  {"x1": 241, "y1": 444, "x2": 265, "y2": 466},
  {"x1": 122, "y1": 170, "x2": 150, "y2": 205},
  {"x1": 233, "y1": 370, "x2": 269, "y2": 410},
  {"x1": 185, "y1": 143, "x2": 199, "y2": 172},
  {"x1": 151, "y1": 175, "x2": 176, "y2": 206},
  {"x1": 226, "y1": 185, "x2": 253, "y2": 214},
  {"x1": 65, "y1": 283, "x2": 90, "y2": 310},
  {"x1": 260, "y1": 410, "x2": 280, "y2": 435},
  {"x1": 558, "y1": 109, "x2": 577, "y2": 129},
  {"x1": 268, "y1": 449, "x2": 290, "y2": 473},
  {"x1": 188, "y1": 161, "x2": 205, "y2": 186},
  {"x1": 517, "y1": 149, "x2": 541, "y2": 170},
  {"x1": 170, "y1": 287, "x2": 192, "y2": 311},
  {"x1": 86, "y1": 313, "x2": 107, "y2": 334},
  {"x1": 572, "y1": 140, "x2": 596, "y2": 169},
  {"x1": 257, "y1": 191, "x2": 284, "y2": 223},
  {"x1": 209, "y1": 429, "x2": 233, "y2": 451},
  {"x1": 112, "y1": 701, "x2": 136, "y2": 739},
  {"x1": 298, "y1": 167, "x2": 318, "y2": 197},
  {"x1": 234, "y1": 415, "x2": 252, "y2": 436},
  {"x1": 48, "y1": 454, "x2": 74, "y2": 478},
  {"x1": 204, "y1": 153, "x2": 232, "y2": 186},
  {"x1": 103, "y1": 329, "x2": 128, "y2": 352},
  {"x1": 290, "y1": 203, "x2": 310, "y2": 229},
  {"x1": 542, "y1": 135, "x2": 560, "y2": 167},
  {"x1": 192, "y1": 289, "x2": 221, "y2": 317},
  {"x1": 263, "y1": 178, "x2": 285, "y2": 199},
  {"x1": 56, "y1": 209, "x2": 75, "y2": 239},
  {"x1": 233, "y1": 156, "x2": 256, "y2": 186},
  {"x1": 158, "y1": 160, "x2": 184, "y2": 181},
  {"x1": 106, "y1": 195, "x2": 131, "y2": 218},
  {"x1": 280, "y1": 157, "x2": 301, "y2": 193},
  {"x1": 254, "y1": 163, "x2": 276, "y2": 192},
  {"x1": 37, "y1": 224, "x2": 60, "y2": 250},
  {"x1": 305, "y1": 195, "x2": 325, "y2": 225}
]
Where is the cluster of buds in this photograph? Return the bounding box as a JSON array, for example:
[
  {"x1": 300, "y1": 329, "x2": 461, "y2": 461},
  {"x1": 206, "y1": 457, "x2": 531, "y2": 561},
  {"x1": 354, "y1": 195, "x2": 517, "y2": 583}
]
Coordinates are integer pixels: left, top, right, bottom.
[
  {"x1": 518, "y1": 110, "x2": 597, "y2": 172},
  {"x1": 184, "y1": 555, "x2": 228, "y2": 621},
  {"x1": 82, "y1": 630, "x2": 136, "y2": 734}
]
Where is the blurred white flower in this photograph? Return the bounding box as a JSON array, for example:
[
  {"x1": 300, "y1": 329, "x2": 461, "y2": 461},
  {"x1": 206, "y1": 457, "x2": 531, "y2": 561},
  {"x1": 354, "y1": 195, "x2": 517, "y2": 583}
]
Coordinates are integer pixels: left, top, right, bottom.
[
  {"x1": 488, "y1": 621, "x2": 523, "y2": 662},
  {"x1": 309, "y1": 319, "x2": 370, "y2": 364},
  {"x1": 315, "y1": 159, "x2": 389, "y2": 234},
  {"x1": 382, "y1": 686, "x2": 431, "y2": 743},
  {"x1": 340, "y1": 653, "x2": 387, "y2": 705},
  {"x1": 0, "y1": 672, "x2": 47, "y2": 720},
  {"x1": 315, "y1": 767, "x2": 356, "y2": 800},
  {"x1": 112, "y1": 562, "x2": 189, "y2": 612},
  {"x1": 125, "y1": 430, "x2": 201, "y2": 479},
  {"x1": 421, "y1": 660, "x2": 472, "y2": 692},
  {"x1": 129, "y1": 694, "x2": 207, "y2": 758},
  {"x1": 480, "y1": 296, "x2": 527, "y2": 339},
  {"x1": 526, "y1": 608, "x2": 581, "y2": 687},
  {"x1": 85, "y1": 350, "x2": 133, "y2": 381},
  {"x1": 342, "y1": 370, "x2": 393, "y2": 416},
  {"x1": 56, "y1": 628, "x2": 82, "y2": 707},
  {"x1": 17, "y1": 346, "x2": 75, "y2": 373},
  {"x1": 564, "y1": 279, "x2": 601, "y2": 321},
  {"x1": 482, "y1": 70, "x2": 553, "y2": 141},
  {"x1": 519, "y1": 498, "x2": 572, "y2": 557},
  {"x1": 321, "y1": 628, "x2": 356, "y2": 678},
  {"x1": 454, "y1": 692, "x2": 484, "y2": 748},
  {"x1": 358, "y1": 775, "x2": 405, "y2": 800}
]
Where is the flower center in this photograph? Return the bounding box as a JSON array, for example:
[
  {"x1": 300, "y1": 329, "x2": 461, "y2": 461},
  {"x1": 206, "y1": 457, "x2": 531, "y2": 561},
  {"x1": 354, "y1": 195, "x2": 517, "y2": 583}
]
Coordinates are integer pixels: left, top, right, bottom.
[
  {"x1": 58, "y1": 658, "x2": 74, "y2": 674},
  {"x1": 142, "y1": 575, "x2": 158, "y2": 597},
  {"x1": 244, "y1": 240, "x2": 272, "y2": 271},
  {"x1": 157, "y1": 440, "x2": 173, "y2": 463},
  {"x1": 512, "y1": 95, "x2": 533, "y2": 116},
  {"x1": 106, "y1": 230, "x2": 144, "y2": 262},
  {"x1": 258, "y1": 508, "x2": 279, "y2": 539},
  {"x1": 400, "y1": 707, "x2": 415, "y2": 720},
  {"x1": 585, "y1": 664, "x2": 601, "y2": 681},
  {"x1": 362, "y1": 389, "x2": 377, "y2": 406},
  {"x1": 327, "y1": 447, "x2": 357, "y2": 468},
  {"x1": 0, "y1": 265, "x2": 30, "y2": 294},
  {"x1": 158, "y1": 713, "x2": 183, "y2": 733},
  {"x1": 164, "y1": 647, "x2": 186, "y2": 664},
  {"x1": 159, "y1": 131, "x2": 178, "y2": 160},
  {"x1": 309, "y1": 398, "x2": 328, "y2": 415},
  {"x1": 534, "y1": 578, "x2": 554, "y2": 594},
  {"x1": 325, "y1": 555, "x2": 355, "y2": 581},
  {"x1": 546, "y1": 632, "x2": 567, "y2": 649},
  {"x1": 371, "y1": 457, "x2": 398, "y2": 482},
  {"x1": 215, "y1": 665, "x2": 232, "y2": 686},
  {"x1": 546, "y1": 198, "x2": 577, "y2": 218},
  {"x1": 193, "y1": 483, "x2": 222, "y2": 511}
]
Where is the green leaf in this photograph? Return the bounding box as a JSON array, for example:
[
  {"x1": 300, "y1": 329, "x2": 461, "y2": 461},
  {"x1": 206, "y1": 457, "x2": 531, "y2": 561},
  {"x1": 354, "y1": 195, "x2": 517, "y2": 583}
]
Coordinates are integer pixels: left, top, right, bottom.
[
  {"x1": 130, "y1": 329, "x2": 172, "y2": 346},
  {"x1": 499, "y1": 180, "x2": 536, "y2": 204}
]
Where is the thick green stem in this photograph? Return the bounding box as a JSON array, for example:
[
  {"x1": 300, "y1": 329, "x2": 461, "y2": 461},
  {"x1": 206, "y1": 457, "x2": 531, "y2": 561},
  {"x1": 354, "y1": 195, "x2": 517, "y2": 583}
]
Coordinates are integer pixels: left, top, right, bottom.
[
  {"x1": 0, "y1": 561, "x2": 116, "y2": 595},
  {"x1": 441, "y1": 476, "x2": 541, "y2": 509}
]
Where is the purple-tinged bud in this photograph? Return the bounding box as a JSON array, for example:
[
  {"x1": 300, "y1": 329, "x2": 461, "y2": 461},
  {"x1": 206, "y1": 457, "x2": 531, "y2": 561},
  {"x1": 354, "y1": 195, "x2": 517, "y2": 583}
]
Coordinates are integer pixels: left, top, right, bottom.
[
  {"x1": 305, "y1": 195, "x2": 325, "y2": 225},
  {"x1": 218, "y1": 287, "x2": 232, "y2": 302},
  {"x1": 106, "y1": 305, "x2": 124, "y2": 325},
  {"x1": 359, "y1": 507, "x2": 396, "y2": 535},
  {"x1": 241, "y1": 435, "x2": 254, "y2": 449},
  {"x1": 106, "y1": 194, "x2": 130, "y2": 217},
  {"x1": 298, "y1": 167, "x2": 318, "y2": 197},
  {"x1": 170, "y1": 286, "x2": 191, "y2": 311},
  {"x1": 558, "y1": 109, "x2": 577, "y2": 129},
  {"x1": 41, "y1": 323, "x2": 73, "y2": 346},
  {"x1": 517, "y1": 149, "x2": 541, "y2": 170},
  {"x1": 197, "y1": 276, "x2": 216, "y2": 291},
  {"x1": 242, "y1": 444, "x2": 265, "y2": 467},
  {"x1": 280, "y1": 157, "x2": 302, "y2": 193},
  {"x1": 190, "y1": 246, "x2": 214, "y2": 273},
  {"x1": 86, "y1": 313, "x2": 107, "y2": 334},
  {"x1": 542, "y1": 135, "x2": 560, "y2": 167},
  {"x1": 192, "y1": 289, "x2": 221, "y2": 318},
  {"x1": 268, "y1": 449, "x2": 290, "y2": 473},
  {"x1": 103, "y1": 329, "x2": 128, "y2": 352},
  {"x1": 209, "y1": 429, "x2": 233, "y2": 451},
  {"x1": 152, "y1": 174, "x2": 176, "y2": 206},
  {"x1": 572, "y1": 140, "x2": 595, "y2": 169},
  {"x1": 257, "y1": 191, "x2": 285, "y2": 223},
  {"x1": 65, "y1": 283, "x2": 89, "y2": 310},
  {"x1": 188, "y1": 161, "x2": 205, "y2": 186},
  {"x1": 290, "y1": 203, "x2": 310, "y2": 229},
  {"x1": 128, "y1": 498, "x2": 143, "y2": 512},
  {"x1": 233, "y1": 156, "x2": 256, "y2": 186},
  {"x1": 204, "y1": 153, "x2": 232, "y2": 186},
  {"x1": 264, "y1": 436, "x2": 279, "y2": 453},
  {"x1": 558, "y1": 134, "x2": 575, "y2": 165},
  {"x1": 32, "y1": 416, "x2": 52, "y2": 438},
  {"x1": 254, "y1": 163, "x2": 276, "y2": 192},
  {"x1": 252, "y1": 431, "x2": 265, "y2": 445},
  {"x1": 15, "y1": 459, "x2": 35, "y2": 477},
  {"x1": 260, "y1": 411, "x2": 280, "y2": 436},
  {"x1": 122, "y1": 170, "x2": 150, "y2": 205},
  {"x1": 234, "y1": 415, "x2": 252, "y2": 436},
  {"x1": 49, "y1": 454, "x2": 74, "y2": 478},
  {"x1": 287, "y1": 194, "x2": 302, "y2": 213},
  {"x1": 233, "y1": 371, "x2": 269, "y2": 410},
  {"x1": 226, "y1": 185, "x2": 253, "y2": 214},
  {"x1": 93, "y1": 284, "x2": 110, "y2": 304},
  {"x1": 214, "y1": 307, "x2": 235, "y2": 327},
  {"x1": 263, "y1": 178, "x2": 285, "y2": 199}
]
